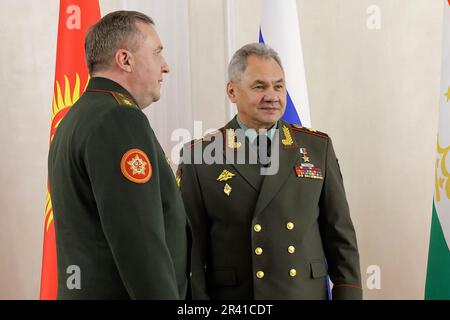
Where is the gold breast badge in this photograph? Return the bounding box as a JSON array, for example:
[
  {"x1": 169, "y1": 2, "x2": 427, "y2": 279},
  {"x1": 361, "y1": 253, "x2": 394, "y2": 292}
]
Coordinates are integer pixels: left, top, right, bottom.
[
  {"x1": 217, "y1": 169, "x2": 235, "y2": 182},
  {"x1": 281, "y1": 125, "x2": 294, "y2": 146},
  {"x1": 223, "y1": 183, "x2": 232, "y2": 196},
  {"x1": 227, "y1": 129, "x2": 242, "y2": 149}
]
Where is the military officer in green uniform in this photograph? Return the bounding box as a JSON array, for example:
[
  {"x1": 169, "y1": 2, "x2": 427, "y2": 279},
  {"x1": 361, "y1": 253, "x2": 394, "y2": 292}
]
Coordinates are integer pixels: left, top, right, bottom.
[
  {"x1": 48, "y1": 11, "x2": 188, "y2": 299},
  {"x1": 178, "y1": 43, "x2": 362, "y2": 300}
]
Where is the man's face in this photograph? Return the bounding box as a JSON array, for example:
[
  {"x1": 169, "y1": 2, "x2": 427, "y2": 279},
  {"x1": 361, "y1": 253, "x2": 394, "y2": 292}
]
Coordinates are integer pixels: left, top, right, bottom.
[
  {"x1": 227, "y1": 55, "x2": 286, "y2": 129},
  {"x1": 131, "y1": 22, "x2": 169, "y2": 108}
]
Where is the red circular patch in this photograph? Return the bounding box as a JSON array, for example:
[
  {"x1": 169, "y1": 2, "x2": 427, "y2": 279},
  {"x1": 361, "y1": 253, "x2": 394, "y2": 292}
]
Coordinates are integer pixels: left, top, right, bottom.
[{"x1": 120, "y1": 149, "x2": 152, "y2": 184}]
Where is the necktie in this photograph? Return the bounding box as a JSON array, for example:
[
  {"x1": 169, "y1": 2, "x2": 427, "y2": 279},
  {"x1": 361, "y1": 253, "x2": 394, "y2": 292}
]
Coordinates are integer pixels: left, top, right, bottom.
[{"x1": 255, "y1": 134, "x2": 271, "y2": 165}]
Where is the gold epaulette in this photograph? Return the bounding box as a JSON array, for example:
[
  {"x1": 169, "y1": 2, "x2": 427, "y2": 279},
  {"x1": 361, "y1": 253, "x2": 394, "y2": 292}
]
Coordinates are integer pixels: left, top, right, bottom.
[
  {"x1": 86, "y1": 89, "x2": 139, "y2": 110},
  {"x1": 111, "y1": 92, "x2": 139, "y2": 110},
  {"x1": 290, "y1": 124, "x2": 329, "y2": 139}
]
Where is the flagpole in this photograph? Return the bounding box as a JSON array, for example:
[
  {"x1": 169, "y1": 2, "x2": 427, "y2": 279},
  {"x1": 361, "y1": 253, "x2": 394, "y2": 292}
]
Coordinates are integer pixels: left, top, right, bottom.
[{"x1": 224, "y1": 0, "x2": 236, "y2": 121}]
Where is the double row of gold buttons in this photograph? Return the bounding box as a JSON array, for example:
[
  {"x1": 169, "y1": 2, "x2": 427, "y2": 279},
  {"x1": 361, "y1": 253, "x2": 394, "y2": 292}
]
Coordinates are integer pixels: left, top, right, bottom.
[{"x1": 253, "y1": 222, "x2": 297, "y2": 279}]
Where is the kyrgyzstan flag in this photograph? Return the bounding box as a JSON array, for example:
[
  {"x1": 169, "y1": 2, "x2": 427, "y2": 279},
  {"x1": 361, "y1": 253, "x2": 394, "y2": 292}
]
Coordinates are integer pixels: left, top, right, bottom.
[{"x1": 40, "y1": 0, "x2": 100, "y2": 300}]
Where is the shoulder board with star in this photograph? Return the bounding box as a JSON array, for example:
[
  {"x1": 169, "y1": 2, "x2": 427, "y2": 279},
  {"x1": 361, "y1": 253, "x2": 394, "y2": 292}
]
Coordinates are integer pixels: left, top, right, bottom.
[
  {"x1": 86, "y1": 89, "x2": 140, "y2": 110},
  {"x1": 186, "y1": 128, "x2": 223, "y2": 149},
  {"x1": 110, "y1": 92, "x2": 139, "y2": 110},
  {"x1": 290, "y1": 124, "x2": 329, "y2": 139}
]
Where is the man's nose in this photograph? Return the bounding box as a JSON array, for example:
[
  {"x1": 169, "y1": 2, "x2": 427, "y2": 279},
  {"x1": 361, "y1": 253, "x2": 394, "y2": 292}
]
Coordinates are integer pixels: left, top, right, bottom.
[
  {"x1": 264, "y1": 90, "x2": 280, "y2": 102},
  {"x1": 162, "y1": 59, "x2": 170, "y2": 74}
]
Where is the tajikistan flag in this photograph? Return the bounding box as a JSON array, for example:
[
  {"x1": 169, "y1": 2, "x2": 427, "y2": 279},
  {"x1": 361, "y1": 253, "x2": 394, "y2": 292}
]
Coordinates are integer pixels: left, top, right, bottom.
[
  {"x1": 259, "y1": 0, "x2": 311, "y2": 127},
  {"x1": 425, "y1": 0, "x2": 450, "y2": 300}
]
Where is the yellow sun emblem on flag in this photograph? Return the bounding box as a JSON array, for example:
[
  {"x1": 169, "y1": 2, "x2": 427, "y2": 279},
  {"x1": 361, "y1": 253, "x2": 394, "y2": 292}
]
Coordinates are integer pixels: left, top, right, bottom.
[
  {"x1": 445, "y1": 87, "x2": 450, "y2": 102},
  {"x1": 435, "y1": 135, "x2": 450, "y2": 202},
  {"x1": 50, "y1": 73, "x2": 88, "y2": 143},
  {"x1": 46, "y1": 73, "x2": 89, "y2": 231},
  {"x1": 127, "y1": 155, "x2": 147, "y2": 176}
]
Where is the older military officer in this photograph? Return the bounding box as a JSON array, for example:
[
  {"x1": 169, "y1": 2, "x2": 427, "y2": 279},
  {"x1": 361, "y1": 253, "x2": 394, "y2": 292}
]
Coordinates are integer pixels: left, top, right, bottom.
[
  {"x1": 178, "y1": 43, "x2": 362, "y2": 300},
  {"x1": 48, "y1": 11, "x2": 188, "y2": 299}
]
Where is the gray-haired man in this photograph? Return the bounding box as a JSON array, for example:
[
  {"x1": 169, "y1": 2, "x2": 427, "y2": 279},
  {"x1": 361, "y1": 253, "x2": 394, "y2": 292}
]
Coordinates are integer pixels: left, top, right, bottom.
[{"x1": 178, "y1": 43, "x2": 362, "y2": 300}]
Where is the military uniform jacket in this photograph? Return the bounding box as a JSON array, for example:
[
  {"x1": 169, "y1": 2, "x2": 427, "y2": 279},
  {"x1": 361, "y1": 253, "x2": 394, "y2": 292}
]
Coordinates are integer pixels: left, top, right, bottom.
[
  {"x1": 48, "y1": 77, "x2": 188, "y2": 299},
  {"x1": 178, "y1": 117, "x2": 362, "y2": 300}
]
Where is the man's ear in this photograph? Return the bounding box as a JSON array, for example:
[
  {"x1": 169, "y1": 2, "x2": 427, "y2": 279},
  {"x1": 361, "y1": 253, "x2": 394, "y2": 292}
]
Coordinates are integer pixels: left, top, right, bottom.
[
  {"x1": 227, "y1": 81, "x2": 237, "y2": 103},
  {"x1": 114, "y1": 49, "x2": 132, "y2": 73}
]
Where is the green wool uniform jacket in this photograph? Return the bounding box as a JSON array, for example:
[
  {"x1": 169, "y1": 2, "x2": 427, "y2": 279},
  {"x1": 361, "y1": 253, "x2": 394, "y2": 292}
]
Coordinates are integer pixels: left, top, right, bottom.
[
  {"x1": 48, "y1": 77, "x2": 188, "y2": 299},
  {"x1": 178, "y1": 117, "x2": 362, "y2": 300}
]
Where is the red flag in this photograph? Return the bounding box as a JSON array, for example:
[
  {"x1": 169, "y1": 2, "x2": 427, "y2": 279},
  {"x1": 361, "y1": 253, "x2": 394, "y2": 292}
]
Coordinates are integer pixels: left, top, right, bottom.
[{"x1": 40, "y1": 0, "x2": 100, "y2": 300}]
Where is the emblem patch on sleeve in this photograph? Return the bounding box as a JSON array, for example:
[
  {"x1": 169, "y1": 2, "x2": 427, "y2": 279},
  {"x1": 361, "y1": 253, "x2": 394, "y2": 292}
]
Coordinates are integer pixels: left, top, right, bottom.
[{"x1": 120, "y1": 148, "x2": 152, "y2": 183}]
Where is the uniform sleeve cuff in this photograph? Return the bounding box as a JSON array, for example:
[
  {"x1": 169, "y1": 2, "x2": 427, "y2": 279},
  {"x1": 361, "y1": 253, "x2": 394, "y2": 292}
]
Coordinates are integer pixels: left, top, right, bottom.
[{"x1": 332, "y1": 284, "x2": 363, "y2": 300}]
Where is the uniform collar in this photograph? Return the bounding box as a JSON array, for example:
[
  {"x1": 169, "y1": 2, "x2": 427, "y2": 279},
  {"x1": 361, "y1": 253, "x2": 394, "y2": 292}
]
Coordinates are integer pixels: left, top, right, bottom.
[
  {"x1": 235, "y1": 115, "x2": 278, "y2": 144},
  {"x1": 86, "y1": 77, "x2": 139, "y2": 107}
]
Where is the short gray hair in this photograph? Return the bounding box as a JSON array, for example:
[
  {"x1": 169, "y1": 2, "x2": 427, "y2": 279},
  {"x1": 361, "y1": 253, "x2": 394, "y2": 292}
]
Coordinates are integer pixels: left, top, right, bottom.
[
  {"x1": 85, "y1": 10, "x2": 154, "y2": 75},
  {"x1": 228, "y1": 43, "x2": 284, "y2": 82}
]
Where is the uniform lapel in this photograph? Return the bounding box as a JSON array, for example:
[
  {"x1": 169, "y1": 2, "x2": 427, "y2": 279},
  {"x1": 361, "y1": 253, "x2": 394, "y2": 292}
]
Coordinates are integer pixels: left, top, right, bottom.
[
  {"x1": 253, "y1": 120, "x2": 299, "y2": 216},
  {"x1": 223, "y1": 117, "x2": 263, "y2": 192}
]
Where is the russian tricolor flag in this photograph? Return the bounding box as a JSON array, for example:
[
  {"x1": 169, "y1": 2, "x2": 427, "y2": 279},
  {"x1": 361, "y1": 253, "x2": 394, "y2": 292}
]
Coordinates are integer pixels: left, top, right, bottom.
[
  {"x1": 260, "y1": 0, "x2": 333, "y2": 299},
  {"x1": 259, "y1": 0, "x2": 311, "y2": 127}
]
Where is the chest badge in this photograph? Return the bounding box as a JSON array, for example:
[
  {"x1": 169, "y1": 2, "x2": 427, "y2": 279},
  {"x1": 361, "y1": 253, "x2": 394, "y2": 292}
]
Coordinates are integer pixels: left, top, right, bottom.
[
  {"x1": 281, "y1": 125, "x2": 294, "y2": 147},
  {"x1": 217, "y1": 169, "x2": 235, "y2": 182},
  {"x1": 227, "y1": 129, "x2": 242, "y2": 149},
  {"x1": 223, "y1": 183, "x2": 232, "y2": 196},
  {"x1": 295, "y1": 147, "x2": 323, "y2": 180}
]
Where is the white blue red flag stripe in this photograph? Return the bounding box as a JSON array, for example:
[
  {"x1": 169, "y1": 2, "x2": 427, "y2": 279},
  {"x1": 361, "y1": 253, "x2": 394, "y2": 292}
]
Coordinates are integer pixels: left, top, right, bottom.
[
  {"x1": 260, "y1": 0, "x2": 332, "y2": 299},
  {"x1": 259, "y1": 0, "x2": 311, "y2": 127}
]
